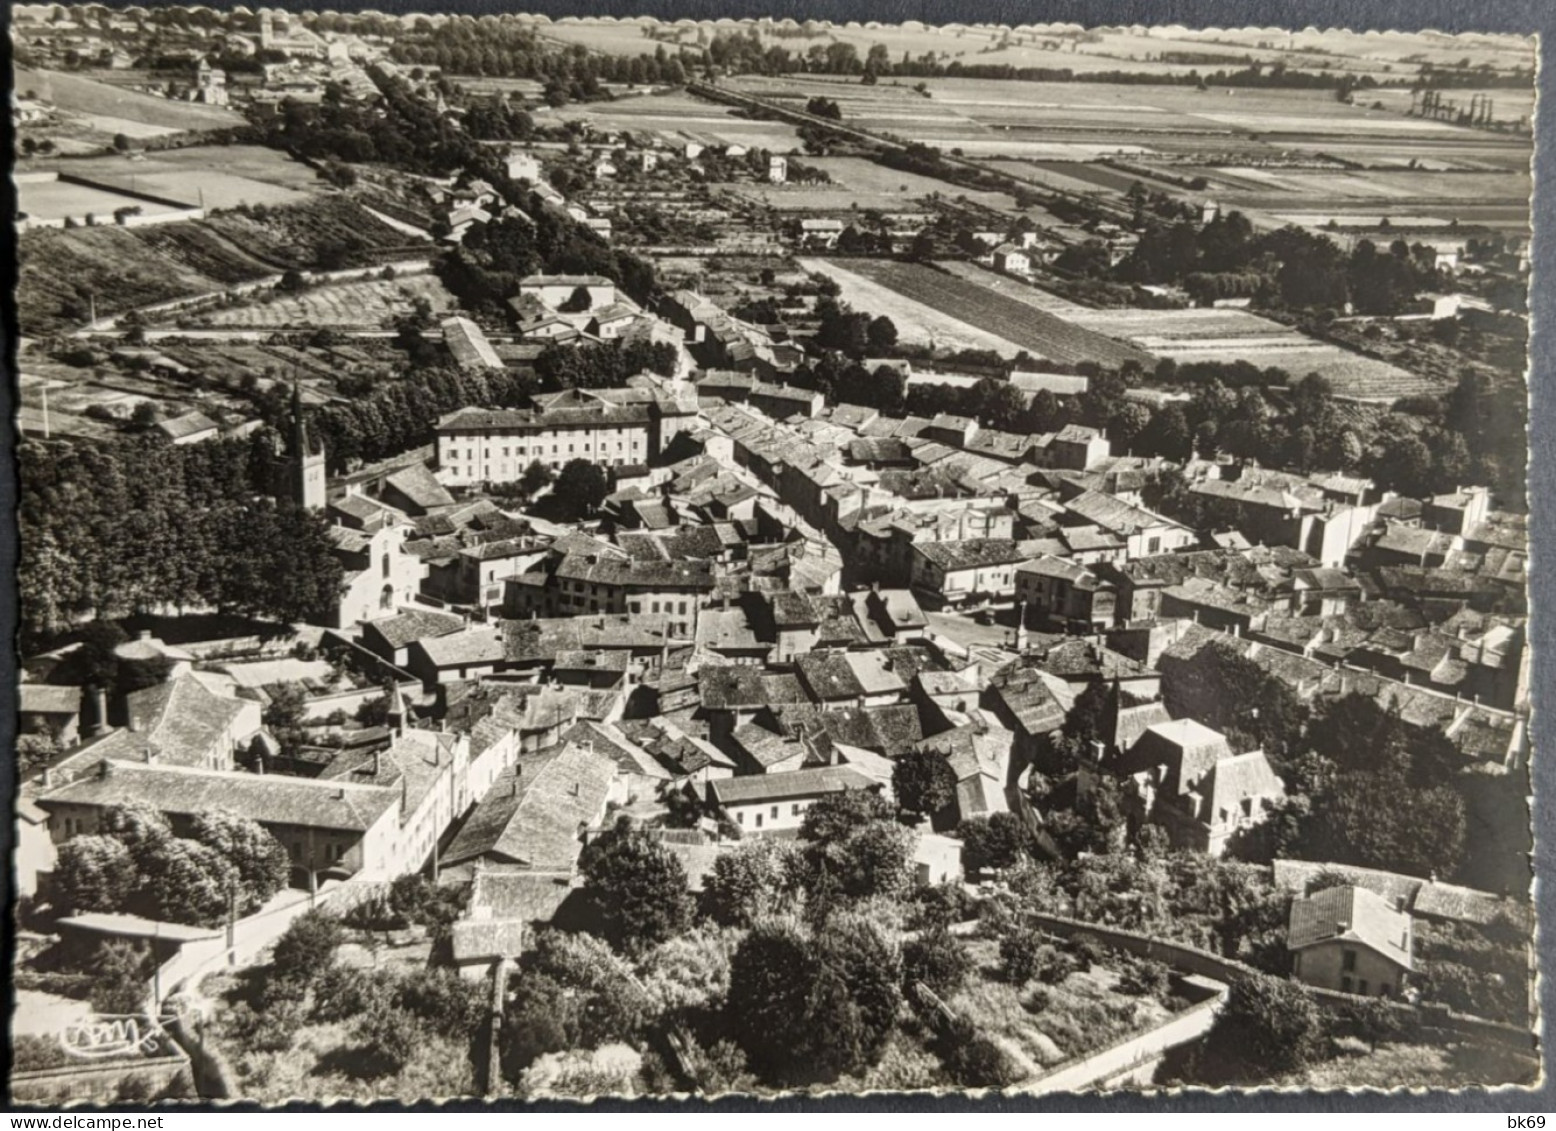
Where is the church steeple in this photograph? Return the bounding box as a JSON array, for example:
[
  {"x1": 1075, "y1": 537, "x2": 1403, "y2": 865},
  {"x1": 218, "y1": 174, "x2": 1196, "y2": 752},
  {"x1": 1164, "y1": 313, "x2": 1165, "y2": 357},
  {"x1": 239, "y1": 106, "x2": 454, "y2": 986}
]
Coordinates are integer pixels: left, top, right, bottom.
[{"x1": 287, "y1": 380, "x2": 327, "y2": 511}]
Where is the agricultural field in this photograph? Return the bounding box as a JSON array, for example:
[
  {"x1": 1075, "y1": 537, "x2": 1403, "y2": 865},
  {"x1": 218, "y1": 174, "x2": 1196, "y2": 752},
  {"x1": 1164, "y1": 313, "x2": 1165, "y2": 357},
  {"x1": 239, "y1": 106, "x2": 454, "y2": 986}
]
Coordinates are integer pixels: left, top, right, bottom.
[
  {"x1": 197, "y1": 274, "x2": 460, "y2": 330},
  {"x1": 17, "y1": 177, "x2": 191, "y2": 224},
  {"x1": 934, "y1": 260, "x2": 1091, "y2": 313},
  {"x1": 796, "y1": 256, "x2": 1032, "y2": 356},
  {"x1": 14, "y1": 67, "x2": 245, "y2": 134},
  {"x1": 1063, "y1": 307, "x2": 1434, "y2": 399},
  {"x1": 40, "y1": 146, "x2": 324, "y2": 209},
  {"x1": 544, "y1": 89, "x2": 804, "y2": 152},
  {"x1": 18, "y1": 196, "x2": 418, "y2": 333},
  {"x1": 922, "y1": 260, "x2": 1430, "y2": 399},
  {"x1": 723, "y1": 154, "x2": 1025, "y2": 213},
  {"x1": 501, "y1": 20, "x2": 1534, "y2": 89},
  {"x1": 802, "y1": 257, "x2": 1151, "y2": 365}
]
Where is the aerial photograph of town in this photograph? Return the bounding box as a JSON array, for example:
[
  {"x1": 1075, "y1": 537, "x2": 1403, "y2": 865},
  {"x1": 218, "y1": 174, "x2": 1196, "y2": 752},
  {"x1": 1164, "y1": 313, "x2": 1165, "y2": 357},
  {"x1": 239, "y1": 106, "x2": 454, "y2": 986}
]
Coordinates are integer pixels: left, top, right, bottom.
[{"x1": 6, "y1": 4, "x2": 1540, "y2": 1105}]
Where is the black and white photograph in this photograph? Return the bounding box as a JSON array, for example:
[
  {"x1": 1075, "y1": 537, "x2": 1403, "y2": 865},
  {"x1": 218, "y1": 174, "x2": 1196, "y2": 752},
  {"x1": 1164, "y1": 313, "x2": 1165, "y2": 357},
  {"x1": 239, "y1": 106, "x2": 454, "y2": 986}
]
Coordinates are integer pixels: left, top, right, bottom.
[{"x1": 6, "y1": 4, "x2": 1542, "y2": 1105}]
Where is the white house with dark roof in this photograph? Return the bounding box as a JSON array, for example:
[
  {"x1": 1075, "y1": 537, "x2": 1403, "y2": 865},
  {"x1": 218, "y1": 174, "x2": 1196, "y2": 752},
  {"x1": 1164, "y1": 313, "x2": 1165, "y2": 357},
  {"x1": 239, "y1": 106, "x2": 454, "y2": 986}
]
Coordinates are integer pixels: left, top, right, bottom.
[
  {"x1": 1288, "y1": 884, "x2": 1413, "y2": 997},
  {"x1": 38, "y1": 759, "x2": 405, "y2": 885},
  {"x1": 706, "y1": 764, "x2": 876, "y2": 836}
]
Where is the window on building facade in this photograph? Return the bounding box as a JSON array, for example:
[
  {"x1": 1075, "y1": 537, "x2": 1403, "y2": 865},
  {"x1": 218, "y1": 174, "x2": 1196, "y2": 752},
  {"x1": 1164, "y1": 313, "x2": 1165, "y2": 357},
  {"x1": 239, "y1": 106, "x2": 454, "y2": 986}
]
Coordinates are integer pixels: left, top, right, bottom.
[{"x1": 1342, "y1": 949, "x2": 1357, "y2": 972}]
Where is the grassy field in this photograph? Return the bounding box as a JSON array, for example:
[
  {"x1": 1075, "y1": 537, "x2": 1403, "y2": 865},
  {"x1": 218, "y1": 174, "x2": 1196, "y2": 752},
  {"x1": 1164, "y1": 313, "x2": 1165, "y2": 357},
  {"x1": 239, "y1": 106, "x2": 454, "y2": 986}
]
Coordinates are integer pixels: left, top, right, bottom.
[
  {"x1": 1275, "y1": 1038, "x2": 1540, "y2": 1090},
  {"x1": 39, "y1": 146, "x2": 324, "y2": 207},
  {"x1": 812, "y1": 258, "x2": 1152, "y2": 365},
  {"x1": 949, "y1": 936, "x2": 1177, "y2": 1082},
  {"x1": 199, "y1": 274, "x2": 459, "y2": 329},
  {"x1": 18, "y1": 178, "x2": 191, "y2": 222},
  {"x1": 15, "y1": 67, "x2": 244, "y2": 131}
]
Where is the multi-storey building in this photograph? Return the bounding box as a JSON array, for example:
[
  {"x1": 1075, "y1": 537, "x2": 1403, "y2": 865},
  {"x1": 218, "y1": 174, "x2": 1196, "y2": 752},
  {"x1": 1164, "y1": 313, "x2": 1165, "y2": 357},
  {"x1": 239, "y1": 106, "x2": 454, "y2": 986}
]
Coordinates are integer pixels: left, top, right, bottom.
[{"x1": 435, "y1": 391, "x2": 653, "y2": 486}]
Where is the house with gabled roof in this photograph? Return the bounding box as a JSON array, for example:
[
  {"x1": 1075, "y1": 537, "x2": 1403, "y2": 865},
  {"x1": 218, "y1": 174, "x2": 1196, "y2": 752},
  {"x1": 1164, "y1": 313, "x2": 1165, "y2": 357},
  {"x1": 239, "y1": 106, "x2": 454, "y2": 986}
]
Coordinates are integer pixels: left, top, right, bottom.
[
  {"x1": 706, "y1": 764, "x2": 876, "y2": 836},
  {"x1": 1288, "y1": 884, "x2": 1413, "y2": 997},
  {"x1": 441, "y1": 740, "x2": 622, "y2": 878},
  {"x1": 1114, "y1": 717, "x2": 1284, "y2": 855}
]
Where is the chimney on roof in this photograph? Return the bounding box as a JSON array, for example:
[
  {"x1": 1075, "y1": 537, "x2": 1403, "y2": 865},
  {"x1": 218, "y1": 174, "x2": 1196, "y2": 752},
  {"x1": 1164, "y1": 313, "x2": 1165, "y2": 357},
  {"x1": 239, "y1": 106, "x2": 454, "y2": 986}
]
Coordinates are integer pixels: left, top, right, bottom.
[
  {"x1": 127, "y1": 715, "x2": 140, "y2": 734},
  {"x1": 139, "y1": 630, "x2": 153, "y2": 642},
  {"x1": 89, "y1": 687, "x2": 108, "y2": 737},
  {"x1": 373, "y1": 747, "x2": 381, "y2": 778}
]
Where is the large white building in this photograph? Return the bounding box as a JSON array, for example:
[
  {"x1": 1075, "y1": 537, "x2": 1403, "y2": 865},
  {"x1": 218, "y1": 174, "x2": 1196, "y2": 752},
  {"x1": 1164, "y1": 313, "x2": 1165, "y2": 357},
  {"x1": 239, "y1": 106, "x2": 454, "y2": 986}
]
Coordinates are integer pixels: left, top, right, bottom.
[{"x1": 435, "y1": 390, "x2": 654, "y2": 485}]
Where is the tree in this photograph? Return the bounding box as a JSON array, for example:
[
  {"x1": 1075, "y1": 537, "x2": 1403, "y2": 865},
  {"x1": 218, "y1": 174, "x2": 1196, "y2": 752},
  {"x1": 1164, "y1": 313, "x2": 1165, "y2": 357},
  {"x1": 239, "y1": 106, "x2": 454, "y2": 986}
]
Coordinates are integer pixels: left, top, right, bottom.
[
  {"x1": 704, "y1": 839, "x2": 805, "y2": 928},
  {"x1": 725, "y1": 914, "x2": 902, "y2": 1086},
  {"x1": 130, "y1": 400, "x2": 159, "y2": 430},
  {"x1": 99, "y1": 804, "x2": 174, "y2": 867},
  {"x1": 271, "y1": 910, "x2": 345, "y2": 985},
  {"x1": 999, "y1": 927, "x2": 1049, "y2": 984},
  {"x1": 1201, "y1": 973, "x2": 1324, "y2": 1080},
  {"x1": 91, "y1": 940, "x2": 151, "y2": 1015},
  {"x1": 262, "y1": 681, "x2": 308, "y2": 757},
  {"x1": 551, "y1": 458, "x2": 609, "y2": 519},
  {"x1": 579, "y1": 816, "x2": 693, "y2": 952},
  {"x1": 903, "y1": 927, "x2": 971, "y2": 998},
  {"x1": 519, "y1": 459, "x2": 553, "y2": 498},
  {"x1": 1343, "y1": 995, "x2": 1404, "y2": 1052},
  {"x1": 935, "y1": 1016, "x2": 1022, "y2": 1087},
  {"x1": 866, "y1": 314, "x2": 898, "y2": 354},
  {"x1": 53, "y1": 835, "x2": 138, "y2": 916},
  {"x1": 502, "y1": 930, "x2": 652, "y2": 1077},
  {"x1": 133, "y1": 836, "x2": 239, "y2": 926},
  {"x1": 558, "y1": 285, "x2": 593, "y2": 313},
  {"x1": 892, "y1": 747, "x2": 956, "y2": 820},
  {"x1": 113, "y1": 132, "x2": 131, "y2": 151},
  {"x1": 278, "y1": 269, "x2": 308, "y2": 293},
  {"x1": 799, "y1": 789, "x2": 895, "y2": 846},
  {"x1": 960, "y1": 812, "x2": 1037, "y2": 872},
  {"x1": 186, "y1": 810, "x2": 289, "y2": 914}
]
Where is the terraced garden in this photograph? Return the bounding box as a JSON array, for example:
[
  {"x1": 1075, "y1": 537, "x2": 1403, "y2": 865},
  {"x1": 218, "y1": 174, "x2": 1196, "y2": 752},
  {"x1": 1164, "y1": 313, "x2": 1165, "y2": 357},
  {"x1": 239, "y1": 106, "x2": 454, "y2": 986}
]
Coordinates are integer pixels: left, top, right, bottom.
[
  {"x1": 199, "y1": 274, "x2": 459, "y2": 330},
  {"x1": 19, "y1": 197, "x2": 417, "y2": 332}
]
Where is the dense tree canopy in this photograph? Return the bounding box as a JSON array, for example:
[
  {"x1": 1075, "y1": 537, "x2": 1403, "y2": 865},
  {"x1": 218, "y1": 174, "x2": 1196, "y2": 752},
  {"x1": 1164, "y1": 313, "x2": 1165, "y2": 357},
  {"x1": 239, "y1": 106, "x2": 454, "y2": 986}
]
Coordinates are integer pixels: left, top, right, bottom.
[
  {"x1": 19, "y1": 435, "x2": 343, "y2": 646},
  {"x1": 579, "y1": 816, "x2": 694, "y2": 953}
]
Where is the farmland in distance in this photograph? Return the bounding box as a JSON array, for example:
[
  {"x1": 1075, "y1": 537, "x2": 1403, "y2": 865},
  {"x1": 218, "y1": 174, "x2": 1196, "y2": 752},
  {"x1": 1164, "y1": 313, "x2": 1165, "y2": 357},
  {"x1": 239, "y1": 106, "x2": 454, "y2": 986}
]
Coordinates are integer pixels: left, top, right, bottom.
[{"x1": 804, "y1": 258, "x2": 1152, "y2": 365}]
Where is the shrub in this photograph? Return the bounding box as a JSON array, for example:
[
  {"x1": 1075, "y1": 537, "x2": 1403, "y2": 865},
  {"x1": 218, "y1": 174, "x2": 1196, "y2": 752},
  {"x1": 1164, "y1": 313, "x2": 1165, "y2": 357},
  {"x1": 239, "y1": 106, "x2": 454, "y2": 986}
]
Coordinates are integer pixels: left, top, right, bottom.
[
  {"x1": 903, "y1": 928, "x2": 972, "y2": 999},
  {"x1": 999, "y1": 928, "x2": 1046, "y2": 985},
  {"x1": 90, "y1": 939, "x2": 151, "y2": 1015},
  {"x1": 1116, "y1": 956, "x2": 1173, "y2": 1001},
  {"x1": 270, "y1": 910, "x2": 344, "y2": 987},
  {"x1": 310, "y1": 965, "x2": 388, "y2": 1024},
  {"x1": 908, "y1": 882, "x2": 975, "y2": 932},
  {"x1": 349, "y1": 1000, "x2": 419, "y2": 1078},
  {"x1": 935, "y1": 1017, "x2": 1022, "y2": 1088},
  {"x1": 394, "y1": 968, "x2": 487, "y2": 1041},
  {"x1": 1202, "y1": 973, "x2": 1325, "y2": 1081}
]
